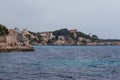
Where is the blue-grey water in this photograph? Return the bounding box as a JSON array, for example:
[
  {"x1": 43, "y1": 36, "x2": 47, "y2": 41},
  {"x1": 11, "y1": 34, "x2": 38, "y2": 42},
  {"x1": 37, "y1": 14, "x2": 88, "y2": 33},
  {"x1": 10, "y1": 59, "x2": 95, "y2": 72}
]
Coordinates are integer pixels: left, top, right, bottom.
[{"x1": 0, "y1": 46, "x2": 120, "y2": 80}]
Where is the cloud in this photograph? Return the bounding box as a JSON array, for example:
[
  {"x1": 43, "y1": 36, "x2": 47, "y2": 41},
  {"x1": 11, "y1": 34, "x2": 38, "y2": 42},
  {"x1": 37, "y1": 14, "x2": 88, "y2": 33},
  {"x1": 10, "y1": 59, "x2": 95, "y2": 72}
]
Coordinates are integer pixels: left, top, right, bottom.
[{"x1": 0, "y1": 0, "x2": 120, "y2": 39}]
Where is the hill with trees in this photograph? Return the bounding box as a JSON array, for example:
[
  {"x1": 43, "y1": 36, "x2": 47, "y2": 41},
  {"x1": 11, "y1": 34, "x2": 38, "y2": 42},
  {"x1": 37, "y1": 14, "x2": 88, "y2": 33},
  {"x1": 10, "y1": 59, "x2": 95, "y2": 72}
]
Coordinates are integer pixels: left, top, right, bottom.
[
  {"x1": 0, "y1": 24, "x2": 120, "y2": 46},
  {"x1": 26, "y1": 28, "x2": 100, "y2": 45}
]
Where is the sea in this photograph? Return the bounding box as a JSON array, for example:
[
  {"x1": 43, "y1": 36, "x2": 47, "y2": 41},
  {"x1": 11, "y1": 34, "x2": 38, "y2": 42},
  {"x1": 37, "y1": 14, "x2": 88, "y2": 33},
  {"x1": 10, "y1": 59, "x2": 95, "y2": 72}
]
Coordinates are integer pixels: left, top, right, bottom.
[{"x1": 0, "y1": 46, "x2": 120, "y2": 80}]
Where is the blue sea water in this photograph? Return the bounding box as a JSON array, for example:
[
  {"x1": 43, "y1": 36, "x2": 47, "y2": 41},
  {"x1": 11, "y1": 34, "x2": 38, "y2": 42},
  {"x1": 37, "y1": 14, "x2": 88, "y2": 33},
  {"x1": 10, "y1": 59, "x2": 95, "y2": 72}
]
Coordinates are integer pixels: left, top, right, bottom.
[{"x1": 0, "y1": 46, "x2": 120, "y2": 80}]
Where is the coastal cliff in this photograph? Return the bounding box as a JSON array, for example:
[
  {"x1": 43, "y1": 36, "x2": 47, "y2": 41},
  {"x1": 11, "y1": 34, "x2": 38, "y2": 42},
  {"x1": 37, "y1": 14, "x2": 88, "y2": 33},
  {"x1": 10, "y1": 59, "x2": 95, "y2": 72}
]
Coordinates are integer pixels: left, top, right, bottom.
[
  {"x1": 1, "y1": 24, "x2": 120, "y2": 48},
  {"x1": 0, "y1": 24, "x2": 34, "y2": 52},
  {"x1": 24, "y1": 28, "x2": 120, "y2": 46}
]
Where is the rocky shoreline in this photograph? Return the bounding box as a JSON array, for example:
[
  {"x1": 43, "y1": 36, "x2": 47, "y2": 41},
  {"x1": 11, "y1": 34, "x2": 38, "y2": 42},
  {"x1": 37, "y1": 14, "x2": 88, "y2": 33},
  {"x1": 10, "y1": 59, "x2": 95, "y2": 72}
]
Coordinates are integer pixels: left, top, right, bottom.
[
  {"x1": 0, "y1": 26, "x2": 120, "y2": 53},
  {"x1": 0, "y1": 46, "x2": 35, "y2": 53}
]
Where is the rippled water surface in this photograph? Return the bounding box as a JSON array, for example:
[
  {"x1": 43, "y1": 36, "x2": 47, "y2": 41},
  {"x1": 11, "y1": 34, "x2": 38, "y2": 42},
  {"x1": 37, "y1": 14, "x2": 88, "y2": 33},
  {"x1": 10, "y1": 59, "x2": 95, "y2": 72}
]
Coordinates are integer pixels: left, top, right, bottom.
[{"x1": 0, "y1": 46, "x2": 120, "y2": 80}]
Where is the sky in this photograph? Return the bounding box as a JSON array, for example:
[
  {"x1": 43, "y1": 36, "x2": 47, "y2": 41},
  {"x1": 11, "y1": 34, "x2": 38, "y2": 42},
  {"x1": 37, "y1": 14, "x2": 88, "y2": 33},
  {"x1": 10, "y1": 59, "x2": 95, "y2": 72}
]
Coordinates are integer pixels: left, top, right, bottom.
[{"x1": 0, "y1": 0, "x2": 120, "y2": 39}]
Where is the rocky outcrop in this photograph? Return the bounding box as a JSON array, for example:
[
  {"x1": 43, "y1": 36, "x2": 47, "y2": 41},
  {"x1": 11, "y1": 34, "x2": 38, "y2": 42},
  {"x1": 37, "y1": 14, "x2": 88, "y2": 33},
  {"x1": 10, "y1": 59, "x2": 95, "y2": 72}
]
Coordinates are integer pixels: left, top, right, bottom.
[
  {"x1": 0, "y1": 28, "x2": 35, "y2": 53},
  {"x1": 0, "y1": 42, "x2": 34, "y2": 52},
  {"x1": 0, "y1": 47, "x2": 34, "y2": 52},
  {"x1": 0, "y1": 36, "x2": 6, "y2": 43},
  {"x1": 54, "y1": 40, "x2": 67, "y2": 45}
]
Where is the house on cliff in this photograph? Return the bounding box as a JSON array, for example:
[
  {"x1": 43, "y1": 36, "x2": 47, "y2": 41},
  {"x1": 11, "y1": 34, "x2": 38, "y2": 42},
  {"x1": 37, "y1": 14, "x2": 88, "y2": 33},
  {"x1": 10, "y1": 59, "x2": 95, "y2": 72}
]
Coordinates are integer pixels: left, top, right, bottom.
[{"x1": 69, "y1": 29, "x2": 77, "y2": 37}]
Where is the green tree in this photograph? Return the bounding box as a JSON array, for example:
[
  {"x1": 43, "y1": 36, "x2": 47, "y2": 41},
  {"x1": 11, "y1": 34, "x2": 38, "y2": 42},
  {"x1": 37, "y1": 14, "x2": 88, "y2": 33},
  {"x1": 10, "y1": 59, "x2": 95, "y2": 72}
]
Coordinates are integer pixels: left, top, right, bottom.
[
  {"x1": 37, "y1": 35, "x2": 43, "y2": 43},
  {"x1": 0, "y1": 24, "x2": 9, "y2": 36},
  {"x1": 25, "y1": 34, "x2": 31, "y2": 40},
  {"x1": 31, "y1": 38, "x2": 38, "y2": 42},
  {"x1": 92, "y1": 35, "x2": 99, "y2": 40},
  {"x1": 53, "y1": 28, "x2": 70, "y2": 37},
  {"x1": 77, "y1": 31, "x2": 92, "y2": 40},
  {"x1": 53, "y1": 28, "x2": 75, "y2": 40}
]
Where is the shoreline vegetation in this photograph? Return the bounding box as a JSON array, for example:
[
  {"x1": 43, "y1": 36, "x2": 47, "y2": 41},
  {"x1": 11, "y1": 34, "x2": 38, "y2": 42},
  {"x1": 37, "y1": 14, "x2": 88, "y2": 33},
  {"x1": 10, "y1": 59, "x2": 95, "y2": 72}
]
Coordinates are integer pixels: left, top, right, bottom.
[{"x1": 0, "y1": 24, "x2": 120, "y2": 52}]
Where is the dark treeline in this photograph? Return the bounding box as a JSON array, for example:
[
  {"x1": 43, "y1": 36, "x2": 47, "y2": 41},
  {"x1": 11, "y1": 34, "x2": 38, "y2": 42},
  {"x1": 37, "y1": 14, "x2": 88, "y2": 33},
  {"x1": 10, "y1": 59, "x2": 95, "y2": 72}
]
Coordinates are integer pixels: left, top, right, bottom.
[
  {"x1": 53, "y1": 28, "x2": 99, "y2": 41},
  {"x1": 0, "y1": 24, "x2": 9, "y2": 36}
]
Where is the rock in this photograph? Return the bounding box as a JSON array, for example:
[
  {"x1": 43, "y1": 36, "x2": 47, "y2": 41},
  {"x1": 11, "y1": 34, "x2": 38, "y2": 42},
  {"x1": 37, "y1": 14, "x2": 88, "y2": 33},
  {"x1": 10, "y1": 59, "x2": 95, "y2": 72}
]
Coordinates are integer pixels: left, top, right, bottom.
[{"x1": 0, "y1": 46, "x2": 35, "y2": 52}]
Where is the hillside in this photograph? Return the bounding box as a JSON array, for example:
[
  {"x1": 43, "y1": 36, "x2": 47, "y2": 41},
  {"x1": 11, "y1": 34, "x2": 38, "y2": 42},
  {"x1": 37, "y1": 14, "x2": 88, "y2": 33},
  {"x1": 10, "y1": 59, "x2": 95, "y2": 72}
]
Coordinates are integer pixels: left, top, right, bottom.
[
  {"x1": 24, "y1": 28, "x2": 101, "y2": 45},
  {"x1": 1, "y1": 25, "x2": 120, "y2": 46}
]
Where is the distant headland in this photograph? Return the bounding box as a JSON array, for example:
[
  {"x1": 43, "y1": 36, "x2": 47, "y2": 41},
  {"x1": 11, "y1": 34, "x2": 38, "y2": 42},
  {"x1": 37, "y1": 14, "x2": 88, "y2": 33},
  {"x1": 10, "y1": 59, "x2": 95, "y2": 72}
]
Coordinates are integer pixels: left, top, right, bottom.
[
  {"x1": 0, "y1": 24, "x2": 120, "y2": 52},
  {"x1": 22, "y1": 27, "x2": 120, "y2": 46}
]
